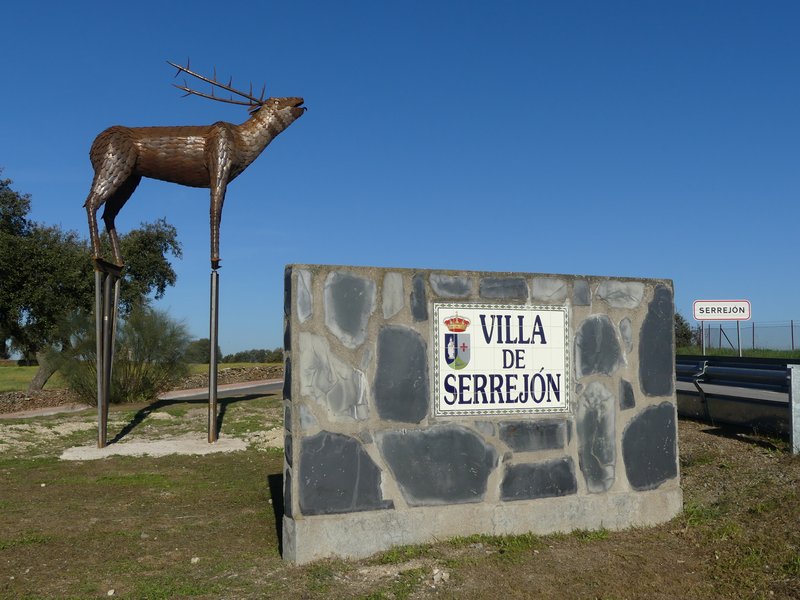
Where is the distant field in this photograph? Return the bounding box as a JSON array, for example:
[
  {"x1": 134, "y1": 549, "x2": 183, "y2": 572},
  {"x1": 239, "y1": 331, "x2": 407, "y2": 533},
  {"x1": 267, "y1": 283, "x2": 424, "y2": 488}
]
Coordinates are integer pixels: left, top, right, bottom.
[
  {"x1": 0, "y1": 367, "x2": 66, "y2": 393},
  {"x1": 677, "y1": 346, "x2": 800, "y2": 359},
  {"x1": 0, "y1": 363, "x2": 278, "y2": 393}
]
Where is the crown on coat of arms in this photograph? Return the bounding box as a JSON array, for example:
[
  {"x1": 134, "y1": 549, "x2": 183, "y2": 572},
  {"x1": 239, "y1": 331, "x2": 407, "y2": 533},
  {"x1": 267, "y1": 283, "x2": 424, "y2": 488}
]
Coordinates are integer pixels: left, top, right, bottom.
[{"x1": 444, "y1": 314, "x2": 470, "y2": 332}]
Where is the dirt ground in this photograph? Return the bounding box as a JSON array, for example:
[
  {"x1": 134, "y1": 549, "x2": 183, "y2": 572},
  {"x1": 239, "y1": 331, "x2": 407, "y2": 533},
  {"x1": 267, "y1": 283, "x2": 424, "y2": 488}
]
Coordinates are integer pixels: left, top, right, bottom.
[{"x1": 0, "y1": 387, "x2": 798, "y2": 599}]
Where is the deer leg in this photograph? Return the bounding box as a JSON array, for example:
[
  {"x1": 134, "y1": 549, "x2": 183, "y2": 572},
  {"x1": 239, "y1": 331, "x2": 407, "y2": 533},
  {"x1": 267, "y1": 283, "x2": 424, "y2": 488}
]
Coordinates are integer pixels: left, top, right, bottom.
[
  {"x1": 209, "y1": 185, "x2": 228, "y2": 271},
  {"x1": 101, "y1": 175, "x2": 142, "y2": 267},
  {"x1": 85, "y1": 190, "x2": 104, "y2": 261},
  {"x1": 208, "y1": 128, "x2": 233, "y2": 270},
  {"x1": 84, "y1": 128, "x2": 138, "y2": 264}
]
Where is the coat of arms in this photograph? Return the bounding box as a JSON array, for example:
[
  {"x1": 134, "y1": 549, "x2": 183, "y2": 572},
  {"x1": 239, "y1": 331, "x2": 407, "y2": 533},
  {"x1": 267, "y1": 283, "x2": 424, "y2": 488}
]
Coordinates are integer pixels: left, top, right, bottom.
[{"x1": 443, "y1": 313, "x2": 471, "y2": 370}]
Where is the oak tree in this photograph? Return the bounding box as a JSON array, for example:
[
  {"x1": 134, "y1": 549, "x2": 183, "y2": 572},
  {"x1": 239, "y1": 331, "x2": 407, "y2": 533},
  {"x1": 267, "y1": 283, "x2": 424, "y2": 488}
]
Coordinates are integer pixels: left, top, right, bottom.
[{"x1": 0, "y1": 172, "x2": 182, "y2": 389}]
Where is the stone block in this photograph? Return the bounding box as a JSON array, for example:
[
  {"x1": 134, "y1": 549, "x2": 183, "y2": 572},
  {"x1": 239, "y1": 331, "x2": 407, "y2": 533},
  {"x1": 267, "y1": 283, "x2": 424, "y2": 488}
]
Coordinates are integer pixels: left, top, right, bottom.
[
  {"x1": 573, "y1": 279, "x2": 591, "y2": 306},
  {"x1": 285, "y1": 432, "x2": 293, "y2": 466},
  {"x1": 639, "y1": 285, "x2": 674, "y2": 397},
  {"x1": 324, "y1": 271, "x2": 376, "y2": 348},
  {"x1": 531, "y1": 277, "x2": 567, "y2": 302},
  {"x1": 284, "y1": 467, "x2": 293, "y2": 518},
  {"x1": 378, "y1": 425, "x2": 497, "y2": 506},
  {"x1": 623, "y1": 402, "x2": 678, "y2": 490},
  {"x1": 620, "y1": 379, "x2": 636, "y2": 410},
  {"x1": 596, "y1": 281, "x2": 644, "y2": 308},
  {"x1": 299, "y1": 333, "x2": 368, "y2": 420},
  {"x1": 479, "y1": 277, "x2": 528, "y2": 299},
  {"x1": 298, "y1": 404, "x2": 319, "y2": 431},
  {"x1": 473, "y1": 421, "x2": 495, "y2": 437},
  {"x1": 501, "y1": 458, "x2": 578, "y2": 501},
  {"x1": 374, "y1": 326, "x2": 429, "y2": 423},
  {"x1": 296, "y1": 269, "x2": 313, "y2": 323},
  {"x1": 382, "y1": 272, "x2": 404, "y2": 319},
  {"x1": 575, "y1": 315, "x2": 623, "y2": 378},
  {"x1": 577, "y1": 382, "x2": 616, "y2": 493},
  {"x1": 283, "y1": 356, "x2": 292, "y2": 401},
  {"x1": 430, "y1": 273, "x2": 473, "y2": 298},
  {"x1": 619, "y1": 317, "x2": 633, "y2": 352},
  {"x1": 499, "y1": 420, "x2": 569, "y2": 452},
  {"x1": 298, "y1": 431, "x2": 392, "y2": 515},
  {"x1": 411, "y1": 273, "x2": 428, "y2": 321}
]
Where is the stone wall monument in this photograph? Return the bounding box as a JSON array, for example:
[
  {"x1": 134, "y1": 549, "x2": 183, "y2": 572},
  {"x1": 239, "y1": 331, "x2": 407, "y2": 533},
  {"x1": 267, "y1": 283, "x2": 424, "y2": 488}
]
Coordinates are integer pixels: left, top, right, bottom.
[{"x1": 282, "y1": 265, "x2": 681, "y2": 564}]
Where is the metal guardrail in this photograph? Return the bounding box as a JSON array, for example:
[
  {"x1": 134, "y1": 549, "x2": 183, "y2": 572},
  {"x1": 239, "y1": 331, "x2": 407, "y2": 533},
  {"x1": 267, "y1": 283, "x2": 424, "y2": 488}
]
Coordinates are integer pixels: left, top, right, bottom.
[{"x1": 675, "y1": 355, "x2": 800, "y2": 454}]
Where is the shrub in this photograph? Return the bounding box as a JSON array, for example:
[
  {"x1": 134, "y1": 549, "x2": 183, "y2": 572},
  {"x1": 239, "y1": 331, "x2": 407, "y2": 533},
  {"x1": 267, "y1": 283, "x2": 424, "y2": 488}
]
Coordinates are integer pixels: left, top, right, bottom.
[
  {"x1": 222, "y1": 347, "x2": 283, "y2": 363},
  {"x1": 183, "y1": 338, "x2": 221, "y2": 364},
  {"x1": 675, "y1": 313, "x2": 694, "y2": 348},
  {"x1": 56, "y1": 307, "x2": 190, "y2": 404}
]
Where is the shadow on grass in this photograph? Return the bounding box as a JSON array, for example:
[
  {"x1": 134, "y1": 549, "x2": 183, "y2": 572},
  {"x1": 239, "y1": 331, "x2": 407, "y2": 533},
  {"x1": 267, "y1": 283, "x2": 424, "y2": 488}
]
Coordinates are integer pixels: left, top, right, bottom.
[
  {"x1": 109, "y1": 392, "x2": 273, "y2": 445},
  {"x1": 700, "y1": 424, "x2": 788, "y2": 452},
  {"x1": 267, "y1": 472, "x2": 285, "y2": 554}
]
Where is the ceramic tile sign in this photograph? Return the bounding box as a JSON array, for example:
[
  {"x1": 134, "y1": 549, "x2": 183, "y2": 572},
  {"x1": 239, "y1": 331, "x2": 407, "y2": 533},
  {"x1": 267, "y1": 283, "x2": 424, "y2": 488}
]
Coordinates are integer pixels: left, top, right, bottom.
[{"x1": 433, "y1": 303, "x2": 570, "y2": 417}]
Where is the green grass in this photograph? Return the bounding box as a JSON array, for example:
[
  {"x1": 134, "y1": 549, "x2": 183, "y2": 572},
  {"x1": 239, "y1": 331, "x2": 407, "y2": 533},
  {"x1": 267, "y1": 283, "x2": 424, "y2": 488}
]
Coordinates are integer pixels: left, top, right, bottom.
[
  {"x1": 374, "y1": 544, "x2": 431, "y2": 565},
  {"x1": 223, "y1": 414, "x2": 269, "y2": 436},
  {"x1": 682, "y1": 500, "x2": 728, "y2": 527},
  {"x1": 572, "y1": 528, "x2": 610, "y2": 542},
  {"x1": 448, "y1": 531, "x2": 545, "y2": 559},
  {"x1": 130, "y1": 576, "x2": 221, "y2": 599},
  {"x1": 1, "y1": 393, "x2": 798, "y2": 599},
  {"x1": 0, "y1": 532, "x2": 52, "y2": 551},
  {"x1": 361, "y1": 567, "x2": 427, "y2": 599},
  {"x1": 0, "y1": 366, "x2": 67, "y2": 392},
  {"x1": 677, "y1": 346, "x2": 800, "y2": 359},
  {"x1": 95, "y1": 472, "x2": 173, "y2": 488}
]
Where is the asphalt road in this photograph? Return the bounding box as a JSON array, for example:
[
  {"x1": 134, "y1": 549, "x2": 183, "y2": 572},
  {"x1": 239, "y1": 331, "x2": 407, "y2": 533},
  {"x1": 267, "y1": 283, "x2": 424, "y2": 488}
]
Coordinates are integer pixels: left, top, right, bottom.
[{"x1": 159, "y1": 379, "x2": 284, "y2": 401}]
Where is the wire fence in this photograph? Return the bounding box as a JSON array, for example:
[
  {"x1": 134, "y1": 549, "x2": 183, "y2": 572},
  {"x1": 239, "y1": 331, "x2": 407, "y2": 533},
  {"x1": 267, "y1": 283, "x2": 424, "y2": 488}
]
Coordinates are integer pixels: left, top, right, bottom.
[{"x1": 696, "y1": 320, "x2": 799, "y2": 351}]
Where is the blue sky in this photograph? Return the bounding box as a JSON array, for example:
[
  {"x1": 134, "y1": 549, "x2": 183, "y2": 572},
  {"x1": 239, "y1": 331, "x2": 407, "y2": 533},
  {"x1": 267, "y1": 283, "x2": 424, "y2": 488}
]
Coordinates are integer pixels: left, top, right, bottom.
[{"x1": 2, "y1": 1, "x2": 798, "y2": 353}]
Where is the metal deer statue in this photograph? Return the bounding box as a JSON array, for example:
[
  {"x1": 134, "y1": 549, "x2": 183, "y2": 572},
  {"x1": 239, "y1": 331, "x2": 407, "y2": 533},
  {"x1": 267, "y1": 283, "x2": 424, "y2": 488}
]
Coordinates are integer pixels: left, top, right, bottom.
[
  {"x1": 85, "y1": 62, "x2": 304, "y2": 447},
  {"x1": 85, "y1": 61, "x2": 305, "y2": 269}
]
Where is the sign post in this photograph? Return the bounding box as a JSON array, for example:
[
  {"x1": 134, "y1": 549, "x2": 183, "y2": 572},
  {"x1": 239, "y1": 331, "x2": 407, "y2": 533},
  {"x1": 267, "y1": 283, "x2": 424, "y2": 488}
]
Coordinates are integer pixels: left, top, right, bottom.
[{"x1": 693, "y1": 300, "x2": 752, "y2": 357}]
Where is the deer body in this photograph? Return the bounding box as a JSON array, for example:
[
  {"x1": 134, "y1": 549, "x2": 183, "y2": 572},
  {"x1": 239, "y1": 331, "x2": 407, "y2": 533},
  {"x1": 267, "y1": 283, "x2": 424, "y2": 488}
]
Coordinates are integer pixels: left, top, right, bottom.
[{"x1": 84, "y1": 65, "x2": 304, "y2": 269}]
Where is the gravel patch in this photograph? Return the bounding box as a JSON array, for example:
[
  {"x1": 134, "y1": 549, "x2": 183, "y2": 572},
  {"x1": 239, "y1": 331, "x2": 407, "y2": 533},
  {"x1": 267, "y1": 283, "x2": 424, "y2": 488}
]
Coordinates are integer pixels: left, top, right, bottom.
[{"x1": 60, "y1": 432, "x2": 248, "y2": 460}]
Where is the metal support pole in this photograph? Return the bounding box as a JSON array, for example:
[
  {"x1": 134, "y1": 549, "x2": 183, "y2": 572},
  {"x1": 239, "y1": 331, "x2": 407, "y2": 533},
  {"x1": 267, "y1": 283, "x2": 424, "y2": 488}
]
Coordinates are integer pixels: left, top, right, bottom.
[
  {"x1": 94, "y1": 260, "x2": 122, "y2": 448},
  {"x1": 208, "y1": 269, "x2": 220, "y2": 443},
  {"x1": 790, "y1": 365, "x2": 799, "y2": 455},
  {"x1": 95, "y1": 271, "x2": 105, "y2": 448},
  {"x1": 102, "y1": 273, "x2": 114, "y2": 428},
  {"x1": 701, "y1": 321, "x2": 706, "y2": 355},
  {"x1": 737, "y1": 321, "x2": 742, "y2": 357},
  {"x1": 792, "y1": 320, "x2": 795, "y2": 352},
  {"x1": 112, "y1": 278, "x2": 121, "y2": 362}
]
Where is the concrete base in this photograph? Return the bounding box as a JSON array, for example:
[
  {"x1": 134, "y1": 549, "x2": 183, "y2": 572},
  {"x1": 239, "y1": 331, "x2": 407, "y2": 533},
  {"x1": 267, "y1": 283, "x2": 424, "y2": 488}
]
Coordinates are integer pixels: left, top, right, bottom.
[{"x1": 283, "y1": 487, "x2": 683, "y2": 564}]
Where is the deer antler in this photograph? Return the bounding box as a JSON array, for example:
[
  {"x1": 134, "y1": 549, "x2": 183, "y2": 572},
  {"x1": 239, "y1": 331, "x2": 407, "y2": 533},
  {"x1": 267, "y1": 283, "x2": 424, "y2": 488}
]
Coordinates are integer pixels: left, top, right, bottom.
[{"x1": 167, "y1": 60, "x2": 266, "y2": 107}]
